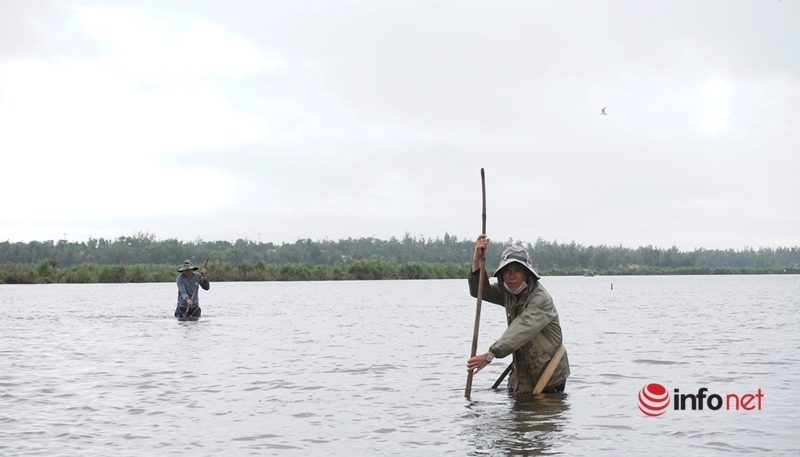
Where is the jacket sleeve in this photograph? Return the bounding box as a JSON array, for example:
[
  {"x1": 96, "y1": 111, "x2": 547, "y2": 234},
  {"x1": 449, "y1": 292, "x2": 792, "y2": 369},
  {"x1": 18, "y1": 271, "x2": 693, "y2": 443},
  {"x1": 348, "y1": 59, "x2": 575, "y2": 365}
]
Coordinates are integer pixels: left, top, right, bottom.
[
  {"x1": 199, "y1": 276, "x2": 210, "y2": 290},
  {"x1": 468, "y1": 268, "x2": 504, "y2": 305},
  {"x1": 177, "y1": 277, "x2": 191, "y2": 301},
  {"x1": 488, "y1": 289, "x2": 557, "y2": 358}
]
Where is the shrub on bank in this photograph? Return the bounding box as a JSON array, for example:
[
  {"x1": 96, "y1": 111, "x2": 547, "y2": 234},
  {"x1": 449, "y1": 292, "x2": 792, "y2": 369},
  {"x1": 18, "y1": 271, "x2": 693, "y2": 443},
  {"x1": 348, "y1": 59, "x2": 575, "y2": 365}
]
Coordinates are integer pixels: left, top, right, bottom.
[{"x1": 0, "y1": 261, "x2": 797, "y2": 284}]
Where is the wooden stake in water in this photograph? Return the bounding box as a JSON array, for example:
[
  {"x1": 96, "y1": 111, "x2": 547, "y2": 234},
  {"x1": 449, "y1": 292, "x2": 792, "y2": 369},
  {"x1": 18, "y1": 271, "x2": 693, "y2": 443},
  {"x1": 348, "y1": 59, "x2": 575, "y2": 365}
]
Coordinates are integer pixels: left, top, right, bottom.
[
  {"x1": 492, "y1": 362, "x2": 513, "y2": 390},
  {"x1": 465, "y1": 168, "x2": 487, "y2": 400}
]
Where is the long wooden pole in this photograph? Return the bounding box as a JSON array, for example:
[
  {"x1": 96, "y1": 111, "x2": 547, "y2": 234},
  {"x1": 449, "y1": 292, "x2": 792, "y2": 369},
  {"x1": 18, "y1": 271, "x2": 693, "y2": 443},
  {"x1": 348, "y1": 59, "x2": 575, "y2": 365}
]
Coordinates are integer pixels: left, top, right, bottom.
[
  {"x1": 182, "y1": 282, "x2": 200, "y2": 318},
  {"x1": 465, "y1": 168, "x2": 487, "y2": 400},
  {"x1": 532, "y1": 345, "x2": 566, "y2": 394},
  {"x1": 491, "y1": 362, "x2": 513, "y2": 389}
]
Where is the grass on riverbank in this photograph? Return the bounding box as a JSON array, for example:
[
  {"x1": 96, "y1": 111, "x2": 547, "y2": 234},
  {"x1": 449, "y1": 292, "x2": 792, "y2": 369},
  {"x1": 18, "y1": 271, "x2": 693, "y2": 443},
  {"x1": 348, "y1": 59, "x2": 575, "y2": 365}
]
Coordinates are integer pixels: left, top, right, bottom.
[
  {"x1": 1, "y1": 260, "x2": 798, "y2": 284},
  {"x1": 0, "y1": 259, "x2": 472, "y2": 284}
]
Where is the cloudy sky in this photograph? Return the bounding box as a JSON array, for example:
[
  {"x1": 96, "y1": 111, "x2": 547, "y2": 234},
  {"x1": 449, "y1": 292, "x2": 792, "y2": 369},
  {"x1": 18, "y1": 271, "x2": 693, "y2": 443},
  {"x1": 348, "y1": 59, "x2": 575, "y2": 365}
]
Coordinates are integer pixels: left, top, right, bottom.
[{"x1": 1, "y1": 0, "x2": 797, "y2": 250}]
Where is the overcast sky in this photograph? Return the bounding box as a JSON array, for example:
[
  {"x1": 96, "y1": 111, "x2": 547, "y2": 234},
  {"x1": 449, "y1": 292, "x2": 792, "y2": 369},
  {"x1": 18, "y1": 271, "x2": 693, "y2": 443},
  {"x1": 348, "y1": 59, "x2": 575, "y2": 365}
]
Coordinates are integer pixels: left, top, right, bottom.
[{"x1": 1, "y1": 0, "x2": 798, "y2": 250}]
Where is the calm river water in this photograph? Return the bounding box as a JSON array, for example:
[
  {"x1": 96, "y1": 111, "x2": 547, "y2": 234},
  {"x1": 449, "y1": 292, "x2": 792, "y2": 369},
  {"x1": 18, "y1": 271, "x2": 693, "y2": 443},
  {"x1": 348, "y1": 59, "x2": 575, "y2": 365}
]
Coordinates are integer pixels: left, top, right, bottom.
[{"x1": 1, "y1": 275, "x2": 798, "y2": 456}]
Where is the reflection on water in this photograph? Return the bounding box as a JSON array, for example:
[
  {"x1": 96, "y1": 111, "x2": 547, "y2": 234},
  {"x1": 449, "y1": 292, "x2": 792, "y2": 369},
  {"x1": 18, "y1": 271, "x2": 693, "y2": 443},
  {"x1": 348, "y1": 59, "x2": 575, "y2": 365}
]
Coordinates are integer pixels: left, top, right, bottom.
[{"x1": 468, "y1": 390, "x2": 570, "y2": 456}]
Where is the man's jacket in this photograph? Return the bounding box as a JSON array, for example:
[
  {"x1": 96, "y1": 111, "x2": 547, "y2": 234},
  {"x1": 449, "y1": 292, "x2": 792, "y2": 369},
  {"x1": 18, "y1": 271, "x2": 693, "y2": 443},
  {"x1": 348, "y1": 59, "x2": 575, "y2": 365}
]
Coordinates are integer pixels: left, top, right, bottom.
[{"x1": 469, "y1": 269, "x2": 570, "y2": 392}]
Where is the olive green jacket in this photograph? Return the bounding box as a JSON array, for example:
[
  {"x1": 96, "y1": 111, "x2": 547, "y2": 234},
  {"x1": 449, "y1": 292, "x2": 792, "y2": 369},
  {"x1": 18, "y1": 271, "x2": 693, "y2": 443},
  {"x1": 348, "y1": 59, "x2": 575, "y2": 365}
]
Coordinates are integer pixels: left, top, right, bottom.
[{"x1": 468, "y1": 269, "x2": 570, "y2": 392}]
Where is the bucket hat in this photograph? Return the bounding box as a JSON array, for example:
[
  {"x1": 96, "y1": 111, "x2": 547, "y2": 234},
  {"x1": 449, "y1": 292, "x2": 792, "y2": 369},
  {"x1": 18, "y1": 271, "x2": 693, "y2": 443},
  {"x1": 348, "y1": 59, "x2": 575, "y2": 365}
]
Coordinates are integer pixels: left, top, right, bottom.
[
  {"x1": 178, "y1": 260, "x2": 199, "y2": 272},
  {"x1": 494, "y1": 245, "x2": 540, "y2": 280}
]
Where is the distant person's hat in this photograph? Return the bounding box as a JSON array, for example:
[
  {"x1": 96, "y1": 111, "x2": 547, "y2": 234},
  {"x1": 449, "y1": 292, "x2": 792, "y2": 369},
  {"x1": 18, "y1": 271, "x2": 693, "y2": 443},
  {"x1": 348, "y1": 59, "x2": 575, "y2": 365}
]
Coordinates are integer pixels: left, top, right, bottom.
[
  {"x1": 178, "y1": 260, "x2": 199, "y2": 272},
  {"x1": 494, "y1": 245, "x2": 541, "y2": 280}
]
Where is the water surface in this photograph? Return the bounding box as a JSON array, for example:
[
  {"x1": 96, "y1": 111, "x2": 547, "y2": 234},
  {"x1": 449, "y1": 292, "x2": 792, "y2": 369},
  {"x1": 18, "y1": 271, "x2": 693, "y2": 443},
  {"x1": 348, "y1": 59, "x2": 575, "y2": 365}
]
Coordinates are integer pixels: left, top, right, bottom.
[{"x1": 1, "y1": 275, "x2": 798, "y2": 456}]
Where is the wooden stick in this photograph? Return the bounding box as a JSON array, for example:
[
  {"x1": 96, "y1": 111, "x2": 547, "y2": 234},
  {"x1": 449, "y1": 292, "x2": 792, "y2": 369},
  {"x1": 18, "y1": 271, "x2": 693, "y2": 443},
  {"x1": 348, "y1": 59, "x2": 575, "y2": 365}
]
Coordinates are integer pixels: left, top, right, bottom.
[
  {"x1": 465, "y1": 168, "x2": 487, "y2": 400},
  {"x1": 533, "y1": 345, "x2": 566, "y2": 394},
  {"x1": 182, "y1": 282, "x2": 200, "y2": 318},
  {"x1": 491, "y1": 362, "x2": 513, "y2": 389}
]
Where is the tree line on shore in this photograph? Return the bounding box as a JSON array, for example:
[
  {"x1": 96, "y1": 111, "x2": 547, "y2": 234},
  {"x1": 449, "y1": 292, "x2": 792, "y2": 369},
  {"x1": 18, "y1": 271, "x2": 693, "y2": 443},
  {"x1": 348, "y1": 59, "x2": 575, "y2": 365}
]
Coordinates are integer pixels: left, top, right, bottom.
[
  {"x1": 1, "y1": 259, "x2": 796, "y2": 285},
  {"x1": 0, "y1": 259, "x2": 470, "y2": 284},
  {"x1": 1, "y1": 232, "x2": 798, "y2": 284}
]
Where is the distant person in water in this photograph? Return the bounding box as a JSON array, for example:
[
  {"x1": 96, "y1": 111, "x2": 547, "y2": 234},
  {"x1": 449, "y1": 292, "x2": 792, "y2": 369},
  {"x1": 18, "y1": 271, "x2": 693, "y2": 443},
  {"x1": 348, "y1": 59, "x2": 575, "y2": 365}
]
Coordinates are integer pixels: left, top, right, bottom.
[
  {"x1": 466, "y1": 235, "x2": 570, "y2": 394},
  {"x1": 175, "y1": 260, "x2": 209, "y2": 318}
]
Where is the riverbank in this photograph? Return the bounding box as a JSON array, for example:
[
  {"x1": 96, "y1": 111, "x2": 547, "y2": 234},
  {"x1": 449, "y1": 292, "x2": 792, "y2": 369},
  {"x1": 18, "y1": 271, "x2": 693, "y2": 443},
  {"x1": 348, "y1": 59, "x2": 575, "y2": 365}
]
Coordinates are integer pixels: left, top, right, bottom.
[{"x1": 1, "y1": 260, "x2": 798, "y2": 284}]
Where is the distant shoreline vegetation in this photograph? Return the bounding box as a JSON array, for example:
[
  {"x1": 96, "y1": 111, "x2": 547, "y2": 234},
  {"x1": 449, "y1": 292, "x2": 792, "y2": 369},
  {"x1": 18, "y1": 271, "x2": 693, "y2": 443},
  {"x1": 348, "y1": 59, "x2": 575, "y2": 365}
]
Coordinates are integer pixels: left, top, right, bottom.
[
  {"x1": 0, "y1": 260, "x2": 798, "y2": 284},
  {"x1": 0, "y1": 260, "x2": 470, "y2": 284},
  {"x1": 1, "y1": 232, "x2": 798, "y2": 284}
]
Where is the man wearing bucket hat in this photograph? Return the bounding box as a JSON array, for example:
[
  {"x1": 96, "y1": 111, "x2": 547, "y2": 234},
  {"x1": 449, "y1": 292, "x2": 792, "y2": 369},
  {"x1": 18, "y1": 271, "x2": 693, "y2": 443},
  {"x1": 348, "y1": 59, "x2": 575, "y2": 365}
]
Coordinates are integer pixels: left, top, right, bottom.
[
  {"x1": 175, "y1": 260, "x2": 209, "y2": 318},
  {"x1": 466, "y1": 234, "x2": 570, "y2": 394}
]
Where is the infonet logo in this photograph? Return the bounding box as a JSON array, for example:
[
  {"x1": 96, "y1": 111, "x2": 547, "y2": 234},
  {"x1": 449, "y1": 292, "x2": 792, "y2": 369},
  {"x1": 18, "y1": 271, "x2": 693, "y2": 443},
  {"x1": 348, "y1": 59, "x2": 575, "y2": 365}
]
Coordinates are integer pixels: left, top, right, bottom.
[{"x1": 638, "y1": 383, "x2": 764, "y2": 417}]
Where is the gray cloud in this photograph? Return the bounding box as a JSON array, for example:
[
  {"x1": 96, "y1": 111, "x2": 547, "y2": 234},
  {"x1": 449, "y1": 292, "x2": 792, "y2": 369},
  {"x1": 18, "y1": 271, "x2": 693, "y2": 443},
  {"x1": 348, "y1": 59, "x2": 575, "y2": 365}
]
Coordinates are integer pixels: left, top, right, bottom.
[{"x1": 2, "y1": 0, "x2": 798, "y2": 249}]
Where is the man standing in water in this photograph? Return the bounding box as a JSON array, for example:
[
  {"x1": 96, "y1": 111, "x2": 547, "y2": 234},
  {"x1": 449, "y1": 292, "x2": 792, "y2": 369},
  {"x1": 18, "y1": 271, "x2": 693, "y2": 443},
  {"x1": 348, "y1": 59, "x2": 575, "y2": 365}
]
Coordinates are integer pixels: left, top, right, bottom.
[
  {"x1": 466, "y1": 235, "x2": 570, "y2": 393},
  {"x1": 175, "y1": 260, "x2": 209, "y2": 318}
]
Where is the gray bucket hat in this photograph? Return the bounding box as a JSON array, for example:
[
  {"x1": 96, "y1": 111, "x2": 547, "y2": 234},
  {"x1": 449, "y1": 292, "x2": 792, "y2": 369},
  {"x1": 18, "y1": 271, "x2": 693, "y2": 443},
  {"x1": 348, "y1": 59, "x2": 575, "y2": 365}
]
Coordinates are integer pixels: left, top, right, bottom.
[
  {"x1": 178, "y1": 260, "x2": 199, "y2": 272},
  {"x1": 494, "y1": 245, "x2": 540, "y2": 280}
]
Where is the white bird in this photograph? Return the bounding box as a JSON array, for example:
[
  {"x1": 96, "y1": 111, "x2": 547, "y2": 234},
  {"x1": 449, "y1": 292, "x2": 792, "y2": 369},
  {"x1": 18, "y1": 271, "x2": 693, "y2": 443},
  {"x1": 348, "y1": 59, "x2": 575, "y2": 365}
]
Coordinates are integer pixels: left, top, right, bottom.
[{"x1": 600, "y1": 107, "x2": 607, "y2": 115}]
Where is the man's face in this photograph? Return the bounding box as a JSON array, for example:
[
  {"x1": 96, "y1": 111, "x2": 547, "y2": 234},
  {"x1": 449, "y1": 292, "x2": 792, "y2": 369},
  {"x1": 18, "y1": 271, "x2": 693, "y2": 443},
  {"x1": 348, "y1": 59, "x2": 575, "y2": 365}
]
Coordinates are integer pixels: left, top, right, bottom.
[
  {"x1": 501, "y1": 263, "x2": 527, "y2": 291},
  {"x1": 183, "y1": 270, "x2": 194, "y2": 278}
]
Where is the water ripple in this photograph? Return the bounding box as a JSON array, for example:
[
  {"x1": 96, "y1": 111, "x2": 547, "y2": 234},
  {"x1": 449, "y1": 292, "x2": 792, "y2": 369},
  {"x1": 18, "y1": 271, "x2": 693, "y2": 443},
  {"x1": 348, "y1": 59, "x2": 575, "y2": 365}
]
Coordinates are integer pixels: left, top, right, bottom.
[{"x1": 0, "y1": 278, "x2": 798, "y2": 456}]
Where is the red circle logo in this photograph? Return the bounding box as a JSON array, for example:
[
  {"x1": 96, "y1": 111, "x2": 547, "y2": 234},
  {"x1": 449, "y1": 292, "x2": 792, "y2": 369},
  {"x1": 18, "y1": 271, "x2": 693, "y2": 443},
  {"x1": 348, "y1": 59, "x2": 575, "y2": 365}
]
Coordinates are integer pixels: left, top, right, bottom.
[{"x1": 638, "y1": 383, "x2": 670, "y2": 417}]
